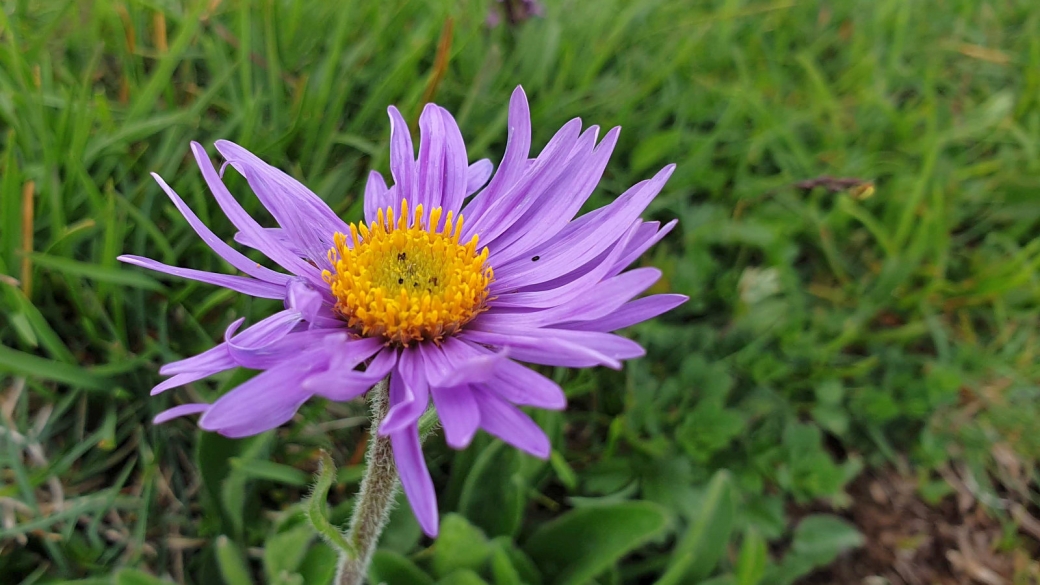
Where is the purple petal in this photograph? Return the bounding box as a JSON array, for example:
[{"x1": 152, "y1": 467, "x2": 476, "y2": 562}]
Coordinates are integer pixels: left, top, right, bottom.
[
  {"x1": 364, "y1": 170, "x2": 392, "y2": 223},
  {"x1": 420, "y1": 338, "x2": 503, "y2": 388},
  {"x1": 489, "y1": 124, "x2": 616, "y2": 263},
  {"x1": 390, "y1": 423, "x2": 439, "y2": 537},
  {"x1": 387, "y1": 106, "x2": 415, "y2": 216},
  {"x1": 307, "y1": 346, "x2": 398, "y2": 400},
  {"x1": 464, "y1": 118, "x2": 584, "y2": 246},
  {"x1": 459, "y1": 329, "x2": 622, "y2": 369},
  {"x1": 379, "y1": 349, "x2": 430, "y2": 435},
  {"x1": 606, "y1": 219, "x2": 678, "y2": 279},
  {"x1": 198, "y1": 357, "x2": 325, "y2": 438},
  {"x1": 493, "y1": 164, "x2": 675, "y2": 289},
  {"x1": 118, "y1": 255, "x2": 285, "y2": 299},
  {"x1": 284, "y1": 278, "x2": 325, "y2": 324},
  {"x1": 191, "y1": 143, "x2": 326, "y2": 288},
  {"x1": 461, "y1": 87, "x2": 532, "y2": 228},
  {"x1": 154, "y1": 403, "x2": 209, "y2": 424},
  {"x1": 215, "y1": 140, "x2": 347, "y2": 268},
  {"x1": 223, "y1": 313, "x2": 309, "y2": 369},
  {"x1": 147, "y1": 171, "x2": 288, "y2": 285},
  {"x1": 472, "y1": 388, "x2": 550, "y2": 459},
  {"x1": 483, "y1": 267, "x2": 661, "y2": 328},
  {"x1": 561, "y1": 294, "x2": 688, "y2": 332},
  {"x1": 487, "y1": 220, "x2": 639, "y2": 309},
  {"x1": 429, "y1": 384, "x2": 480, "y2": 449},
  {"x1": 482, "y1": 356, "x2": 566, "y2": 410},
  {"x1": 233, "y1": 228, "x2": 304, "y2": 257},
  {"x1": 465, "y1": 159, "x2": 493, "y2": 196}
]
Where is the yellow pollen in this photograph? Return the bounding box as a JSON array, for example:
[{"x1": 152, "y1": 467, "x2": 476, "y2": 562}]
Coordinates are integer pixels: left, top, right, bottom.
[{"x1": 322, "y1": 199, "x2": 493, "y2": 346}]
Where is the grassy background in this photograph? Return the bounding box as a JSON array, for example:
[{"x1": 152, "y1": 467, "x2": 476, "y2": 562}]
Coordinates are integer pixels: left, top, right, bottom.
[{"x1": 3, "y1": 0, "x2": 1040, "y2": 583}]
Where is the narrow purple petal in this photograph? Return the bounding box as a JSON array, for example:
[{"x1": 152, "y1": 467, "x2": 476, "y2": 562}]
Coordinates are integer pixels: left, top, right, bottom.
[
  {"x1": 380, "y1": 349, "x2": 430, "y2": 435},
  {"x1": 488, "y1": 125, "x2": 609, "y2": 262},
  {"x1": 148, "y1": 171, "x2": 288, "y2": 285},
  {"x1": 233, "y1": 228, "x2": 304, "y2": 257},
  {"x1": 118, "y1": 255, "x2": 285, "y2": 299},
  {"x1": 284, "y1": 278, "x2": 325, "y2": 324},
  {"x1": 388, "y1": 106, "x2": 415, "y2": 215},
  {"x1": 430, "y1": 384, "x2": 480, "y2": 449},
  {"x1": 464, "y1": 118, "x2": 583, "y2": 246},
  {"x1": 472, "y1": 388, "x2": 550, "y2": 459},
  {"x1": 223, "y1": 312, "x2": 306, "y2": 368},
  {"x1": 198, "y1": 357, "x2": 324, "y2": 438},
  {"x1": 483, "y1": 267, "x2": 661, "y2": 328},
  {"x1": 482, "y1": 356, "x2": 566, "y2": 410},
  {"x1": 191, "y1": 143, "x2": 326, "y2": 287},
  {"x1": 461, "y1": 87, "x2": 532, "y2": 230},
  {"x1": 487, "y1": 221, "x2": 639, "y2": 309},
  {"x1": 415, "y1": 104, "x2": 446, "y2": 213},
  {"x1": 459, "y1": 329, "x2": 622, "y2": 369},
  {"x1": 561, "y1": 294, "x2": 688, "y2": 332},
  {"x1": 606, "y1": 219, "x2": 678, "y2": 279},
  {"x1": 493, "y1": 164, "x2": 675, "y2": 289},
  {"x1": 436, "y1": 106, "x2": 469, "y2": 215},
  {"x1": 307, "y1": 345, "x2": 398, "y2": 400},
  {"x1": 390, "y1": 423, "x2": 439, "y2": 537},
  {"x1": 215, "y1": 140, "x2": 347, "y2": 267},
  {"x1": 465, "y1": 159, "x2": 493, "y2": 196},
  {"x1": 364, "y1": 170, "x2": 392, "y2": 223},
  {"x1": 154, "y1": 403, "x2": 210, "y2": 424},
  {"x1": 420, "y1": 338, "x2": 503, "y2": 388}
]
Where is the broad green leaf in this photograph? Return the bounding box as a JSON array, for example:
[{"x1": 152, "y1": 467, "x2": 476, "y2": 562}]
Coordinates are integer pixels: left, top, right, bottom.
[
  {"x1": 431, "y1": 513, "x2": 492, "y2": 578},
  {"x1": 524, "y1": 501, "x2": 669, "y2": 585},
  {"x1": 215, "y1": 535, "x2": 254, "y2": 585},
  {"x1": 369, "y1": 550, "x2": 435, "y2": 585},
  {"x1": 296, "y1": 542, "x2": 339, "y2": 585},
  {"x1": 790, "y1": 514, "x2": 863, "y2": 564},
  {"x1": 656, "y1": 470, "x2": 734, "y2": 584},
  {"x1": 263, "y1": 523, "x2": 315, "y2": 582},
  {"x1": 458, "y1": 441, "x2": 526, "y2": 537},
  {"x1": 491, "y1": 536, "x2": 542, "y2": 585}
]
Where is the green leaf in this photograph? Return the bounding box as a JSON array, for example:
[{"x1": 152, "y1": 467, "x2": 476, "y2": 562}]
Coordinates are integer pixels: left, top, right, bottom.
[
  {"x1": 735, "y1": 530, "x2": 767, "y2": 585},
  {"x1": 28, "y1": 252, "x2": 162, "y2": 290},
  {"x1": 297, "y1": 542, "x2": 339, "y2": 585},
  {"x1": 435, "y1": 569, "x2": 490, "y2": 585},
  {"x1": 369, "y1": 550, "x2": 435, "y2": 585},
  {"x1": 304, "y1": 450, "x2": 353, "y2": 556},
  {"x1": 524, "y1": 501, "x2": 669, "y2": 585},
  {"x1": 458, "y1": 441, "x2": 526, "y2": 537},
  {"x1": 113, "y1": 569, "x2": 173, "y2": 585},
  {"x1": 790, "y1": 514, "x2": 863, "y2": 564},
  {"x1": 491, "y1": 536, "x2": 542, "y2": 585},
  {"x1": 0, "y1": 344, "x2": 108, "y2": 390},
  {"x1": 656, "y1": 470, "x2": 735, "y2": 584},
  {"x1": 432, "y1": 513, "x2": 492, "y2": 578},
  {"x1": 230, "y1": 458, "x2": 310, "y2": 486},
  {"x1": 215, "y1": 535, "x2": 254, "y2": 585},
  {"x1": 263, "y1": 523, "x2": 315, "y2": 582}
]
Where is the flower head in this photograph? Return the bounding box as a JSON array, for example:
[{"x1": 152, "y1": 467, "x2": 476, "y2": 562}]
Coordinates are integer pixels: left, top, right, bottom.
[{"x1": 120, "y1": 87, "x2": 685, "y2": 536}]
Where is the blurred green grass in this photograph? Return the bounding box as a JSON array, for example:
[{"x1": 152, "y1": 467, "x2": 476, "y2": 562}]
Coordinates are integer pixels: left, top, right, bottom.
[{"x1": 2, "y1": 0, "x2": 1040, "y2": 583}]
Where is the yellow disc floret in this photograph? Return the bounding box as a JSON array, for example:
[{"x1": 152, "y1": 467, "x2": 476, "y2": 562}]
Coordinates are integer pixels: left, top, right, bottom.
[{"x1": 323, "y1": 199, "x2": 492, "y2": 346}]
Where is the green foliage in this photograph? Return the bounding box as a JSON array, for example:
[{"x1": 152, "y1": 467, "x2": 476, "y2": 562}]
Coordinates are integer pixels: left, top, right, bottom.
[{"x1": 3, "y1": 0, "x2": 1040, "y2": 582}]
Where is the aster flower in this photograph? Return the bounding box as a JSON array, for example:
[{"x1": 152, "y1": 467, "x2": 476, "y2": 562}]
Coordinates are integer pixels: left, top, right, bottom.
[{"x1": 120, "y1": 87, "x2": 685, "y2": 537}]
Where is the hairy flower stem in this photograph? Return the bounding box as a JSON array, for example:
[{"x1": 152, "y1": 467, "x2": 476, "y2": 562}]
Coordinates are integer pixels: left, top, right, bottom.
[{"x1": 337, "y1": 377, "x2": 398, "y2": 585}]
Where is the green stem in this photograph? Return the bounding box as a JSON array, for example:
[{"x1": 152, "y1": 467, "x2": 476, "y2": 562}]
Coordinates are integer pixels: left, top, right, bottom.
[{"x1": 337, "y1": 377, "x2": 398, "y2": 585}]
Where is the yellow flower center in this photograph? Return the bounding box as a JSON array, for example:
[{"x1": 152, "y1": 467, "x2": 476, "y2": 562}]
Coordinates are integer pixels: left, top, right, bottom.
[{"x1": 323, "y1": 199, "x2": 493, "y2": 346}]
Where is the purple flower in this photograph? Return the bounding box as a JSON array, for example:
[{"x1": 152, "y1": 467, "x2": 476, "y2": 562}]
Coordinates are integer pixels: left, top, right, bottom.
[{"x1": 120, "y1": 87, "x2": 685, "y2": 537}]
